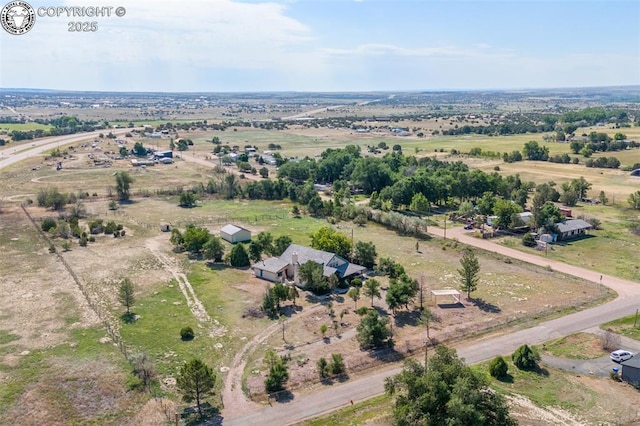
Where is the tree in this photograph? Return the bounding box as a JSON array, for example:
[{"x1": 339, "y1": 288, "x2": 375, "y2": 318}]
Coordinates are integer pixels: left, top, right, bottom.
[
  {"x1": 229, "y1": 243, "x2": 250, "y2": 267},
  {"x1": 348, "y1": 287, "x2": 360, "y2": 309},
  {"x1": 129, "y1": 352, "x2": 157, "y2": 393},
  {"x1": 385, "y1": 345, "x2": 516, "y2": 426},
  {"x1": 629, "y1": 191, "x2": 640, "y2": 209},
  {"x1": 183, "y1": 225, "x2": 211, "y2": 253},
  {"x1": 264, "y1": 349, "x2": 289, "y2": 393},
  {"x1": 259, "y1": 167, "x2": 269, "y2": 178},
  {"x1": 512, "y1": 344, "x2": 539, "y2": 370},
  {"x1": 133, "y1": 141, "x2": 147, "y2": 156},
  {"x1": 522, "y1": 232, "x2": 536, "y2": 247},
  {"x1": 488, "y1": 356, "x2": 508, "y2": 379},
  {"x1": 458, "y1": 249, "x2": 480, "y2": 299},
  {"x1": 492, "y1": 199, "x2": 522, "y2": 229},
  {"x1": 356, "y1": 310, "x2": 392, "y2": 350},
  {"x1": 353, "y1": 241, "x2": 377, "y2": 269},
  {"x1": 272, "y1": 235, "x2": 292, "y2": 256},
  {"x1": 179, "y1": 192, "x2": 197, "y2": 208},
  {"x1": 328, "y1": 353, "x2": 346, "y2": 375},
  {"x1": 310, "y1": 226, "x2": 352, "y2": 259},
  {"x1": 409, "y1": 193, "x2": 429, "y2": 214},
  {"x1": 203, "y1": 236, "x2": 224, "y2": 262},
  {"x1": 115, "y1": 171, "x2": 134, "y2": 201},
  {"x1": 317, "y1": 357, "x2": 329, "y2": 379},
  {"x1": 362, "y1": 278, "x2": 381, "y2": 307},
  {"x1": 298, "y1": 260, "x2": 329, "y2": 294},
  {"x1": 248, "y1": 241, "x2": 263, "y2": 263},
  {"x1": 118, "y1": 278, "x2": 135, "y2": 315},
  {"x1": 419, "y1": 307, "x2": 436, "y2": 340},
  {"x1": 177, "y1": 358, "x2": 217, "y2": 419}
]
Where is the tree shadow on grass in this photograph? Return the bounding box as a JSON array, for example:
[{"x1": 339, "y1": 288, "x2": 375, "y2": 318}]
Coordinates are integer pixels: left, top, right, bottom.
[
  {"x1": 182, "y1": 403, "x2": 222, "y2": 426},
  {"x1": 121, "y1": 312, "x2": 137, "y2": 324},
  {"x1": 366, "y1": 346, "x2": 404, "y2": 363},
  {"x1": 205, "y1": 262, "x2": 226, "y2": 271},
  {"x1": 394, "y1": 310, "x2": 421, "y2": 328},
  {"x1": 471, "y1": 297, "x2": 502, "y2": 313},
  {"x1": 496, "y1": 373, "x2": 514, "y2": 383}
]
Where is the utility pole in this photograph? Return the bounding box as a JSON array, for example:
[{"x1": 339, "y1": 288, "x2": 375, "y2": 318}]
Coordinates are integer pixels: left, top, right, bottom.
[
  {"x1": 419, "y1": 275, "x2": 424, "y2": 310},
  {"x1": 443, "y1": 216, "x2": 447, "y2": 240}
]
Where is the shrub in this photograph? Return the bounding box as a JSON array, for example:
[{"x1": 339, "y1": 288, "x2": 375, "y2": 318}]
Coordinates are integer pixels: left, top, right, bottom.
[
  {"x1": 512, "y1": 344, "x2": 539, "y2": 370},
  {"x1": 317, "y1": 357, "x2": 329, "y2": 379},
  {"x1": 79, "y1": 236, "x2": 88, "y2": 247},
  {"x1": 522, "y1": 232, "x2": 536, "y2": 247},
  {"x1": 488, "y1": 356, "x2": 508, "y2": 378},
  {"x1": 88, "y1": 236, "x2": 95, "y2": 242},
  {"x1": 180, "y1": 326, "x2": 195, "y2": 341},
  {"x1": 41, "y1": 217, "x2": 57, "y2": 232},
  {"x1": 355, "y1": 306, "x2": 371, "y2": 316},
  {"x1": 48, "y1": 244, "x2": 56, "y2": 253},
  {"x1": 61, "y1": 241, "x2": 72, "y2": 252},
  {"x1": 328, "y1": 353, "x2": 346, "y2": 375}
]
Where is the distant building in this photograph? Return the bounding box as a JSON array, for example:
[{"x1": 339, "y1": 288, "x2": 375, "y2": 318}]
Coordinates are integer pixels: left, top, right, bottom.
[
  {"x1": 220, "y1": 224, "x2": 251, "y2": 244},
  {"x1": 155, "y1": 150, "x2": 173, "y2": 159}
]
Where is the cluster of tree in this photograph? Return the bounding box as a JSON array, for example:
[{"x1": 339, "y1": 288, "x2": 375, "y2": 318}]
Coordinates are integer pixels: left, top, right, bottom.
[
  {"x1": 298, "y1": 260, "x2": 334, "y2": 295},
  {"x1": 585, "y1": 156, "x2": 621, "y2": 169},
  {"x1": 170, "y1": 225, "x2": 225, "y2": 262},
  {"x1": 570, "y1": 138, "x2": 638, "y2": 156},
  {"x1": 37, "y1": 187, "x2": 74, "y2": 211},
  {"x1": 317, "y1": 353, "x2": 346, "y2": 379},
  {"x1": 310, "y1": 226, "x2": 352, "y2": 259},
  {"x1": 561, "y1": 107, "x2": 629, "y2": 126},
  {"x1": 262, "y1": 283, "x2": 298, "y2": 319},
  {"x1": 10, "y1": 116, "x2": 102, "y2": 141},
  {"x1": 440, "y1": 119, "x2": 554, "y2": 136},
  {"x1": 522, "y1": 140, "x2": 549, "y2": 161},
  {"x1": 386, "y1": 275, "x2": 419, "y2": 313},
  {"x1": 247, "y1": 231, "x2": 293, "y2": 263},
  {"x1": 385, "y1": 345, "x2": 517, "y2": 426}
]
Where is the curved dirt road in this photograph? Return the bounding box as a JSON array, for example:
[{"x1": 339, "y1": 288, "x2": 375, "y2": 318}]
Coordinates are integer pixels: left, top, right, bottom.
[{"x1": 223, "y1": 225, "x2": 640, "y2": 426}]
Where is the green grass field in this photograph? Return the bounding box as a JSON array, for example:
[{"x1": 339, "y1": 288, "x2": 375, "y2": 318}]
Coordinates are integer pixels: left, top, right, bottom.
[{"x1": 0, "y1": 123, "x2": 53, "y2": 132}]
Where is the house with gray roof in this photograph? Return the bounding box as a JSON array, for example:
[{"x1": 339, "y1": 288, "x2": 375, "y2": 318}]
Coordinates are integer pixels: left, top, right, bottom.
[
  {"x1": 252, "y1": 244, "x2": 366, "y2": 287},
  {"x1": 621, "y1": 355, "x2": 640, "y2": 384},
  {"x1": 556, "y1": 219, "x2": 592, "y2": 241}
]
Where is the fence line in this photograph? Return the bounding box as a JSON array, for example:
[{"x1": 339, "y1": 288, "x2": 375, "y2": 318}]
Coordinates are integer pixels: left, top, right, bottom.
[{"x1": 20, "y1": 204, "x2": 129, "y2": 360}]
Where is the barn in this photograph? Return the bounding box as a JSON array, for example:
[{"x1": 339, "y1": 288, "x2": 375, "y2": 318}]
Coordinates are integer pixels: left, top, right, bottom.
[{"x1": 220, "y1": 224, "x2": 251, "y2": 244}]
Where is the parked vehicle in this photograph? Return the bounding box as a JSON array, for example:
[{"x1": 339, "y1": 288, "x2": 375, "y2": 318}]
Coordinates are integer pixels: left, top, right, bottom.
[{"x1": 610, "y1": 349, "x2": 633, "y2": 363}]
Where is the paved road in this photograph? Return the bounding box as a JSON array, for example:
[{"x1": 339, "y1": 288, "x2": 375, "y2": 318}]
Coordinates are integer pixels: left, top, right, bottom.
[
  {"x1": 0, "y1": 129, "x2": 131, "y2": 171},
  {"x1": 224, "y1": 227, "x2": 640, "y2": 426}
]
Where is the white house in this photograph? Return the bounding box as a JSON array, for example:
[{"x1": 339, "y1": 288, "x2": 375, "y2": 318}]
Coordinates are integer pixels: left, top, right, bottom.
[{"x1": 220, "y1": 224, "x2": 251, "y2": 244}]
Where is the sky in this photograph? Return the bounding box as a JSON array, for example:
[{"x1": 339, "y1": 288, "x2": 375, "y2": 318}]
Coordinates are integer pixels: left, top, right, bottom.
[{"x1": 0, "y1": 0, "x2": 639, "y2": 92}]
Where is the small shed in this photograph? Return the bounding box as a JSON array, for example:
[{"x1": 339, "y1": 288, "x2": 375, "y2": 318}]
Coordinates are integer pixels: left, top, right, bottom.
[
  {"x1": 621, "y1": 355, "x2": 640, "y2": 384},
  {"x1": 431, "y1": 289, "x2": 461, "y2": 305},
  {"x1": 159, "y1": 222, "x2": 171, "y2": 232},
  {"x1": 220, "y1": 224, "x2": 251, "y2": 243}
]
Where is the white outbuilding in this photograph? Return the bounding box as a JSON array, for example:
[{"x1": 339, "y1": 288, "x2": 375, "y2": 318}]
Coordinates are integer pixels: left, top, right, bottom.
[{"x1": 220, "y1": 224, "x2": 251, "y2": 244}]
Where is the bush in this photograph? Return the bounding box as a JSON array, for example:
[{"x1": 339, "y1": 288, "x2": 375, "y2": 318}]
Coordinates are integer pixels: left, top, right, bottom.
[
  {"x1": 488, "y1": 356, "x2": 508, "y2": 378},
  {"x1": 328, "y1": 353, "x2": 346, "y2": 375},
  {"x1": 180, "y1": 326, "x2": 195, "y2": 341},
  {"x1": 522, "y1": 232, "x2": 536, "y2": 247},
  {"x1": 512, "y1": 344, "x2": 539, "y2": 370},
  {"x1": 41, "y1": 217, "x2": 57, "y2": 232},
  {"x1": 355, "y1": 306, "x2": 371, "y2": 316}
]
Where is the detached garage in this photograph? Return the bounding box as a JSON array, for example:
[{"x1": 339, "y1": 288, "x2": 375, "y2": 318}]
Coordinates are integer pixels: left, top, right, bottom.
[
  {"x1": 621, "y1": 355, "x2": 640, "y2": 385},
  {"x1": 220, "y1": 224, "x2": 251, "y2": 244}
]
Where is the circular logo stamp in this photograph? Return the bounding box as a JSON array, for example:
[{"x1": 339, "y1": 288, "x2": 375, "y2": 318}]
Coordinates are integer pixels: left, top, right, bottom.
[{"x1": 1, "y1": 1, "x2": 35, "y2": 35}]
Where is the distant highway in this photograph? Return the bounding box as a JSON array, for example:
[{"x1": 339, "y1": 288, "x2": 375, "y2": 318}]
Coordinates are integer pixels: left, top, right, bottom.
[
  {"x1": 280, "y1": 95, "x2": 393, "y2": 120},
  {"x1": 0, "y1": 129, "x2": 131, "y2": 171}
]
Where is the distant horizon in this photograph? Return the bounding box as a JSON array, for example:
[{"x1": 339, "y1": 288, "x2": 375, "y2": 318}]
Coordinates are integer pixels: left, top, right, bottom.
[
  {"x1": 1, "y1": 1, "x2": 637, "y2": 92},
  {"x1": 2, "y1": 84, "x2": 640, "y2": 96}
]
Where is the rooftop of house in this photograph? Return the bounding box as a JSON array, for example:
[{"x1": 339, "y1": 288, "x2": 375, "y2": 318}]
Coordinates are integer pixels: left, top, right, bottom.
[{"x1": 556, "y1": 219, "x2": 592, "y2": 233}]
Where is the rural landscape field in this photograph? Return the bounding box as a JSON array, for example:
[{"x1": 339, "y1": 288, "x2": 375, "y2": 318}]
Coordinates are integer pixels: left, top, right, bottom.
[{"x1": 0, "y1": 86, "x2": 640, "y2": 426}]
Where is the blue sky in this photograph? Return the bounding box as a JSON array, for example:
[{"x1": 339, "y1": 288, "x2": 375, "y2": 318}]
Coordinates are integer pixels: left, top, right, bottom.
[{"x1": 0, "y1": 0, "x2": 638, "y2": 92}]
